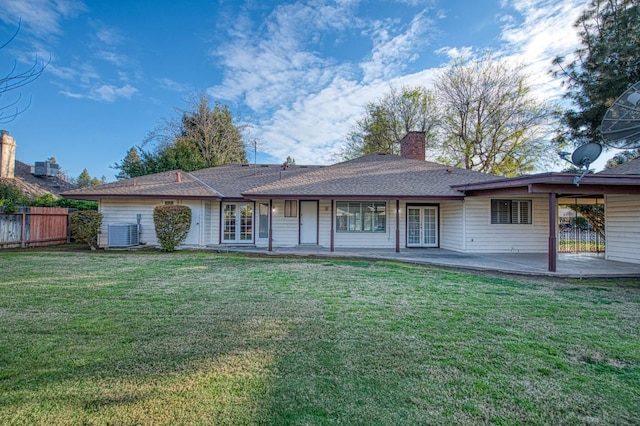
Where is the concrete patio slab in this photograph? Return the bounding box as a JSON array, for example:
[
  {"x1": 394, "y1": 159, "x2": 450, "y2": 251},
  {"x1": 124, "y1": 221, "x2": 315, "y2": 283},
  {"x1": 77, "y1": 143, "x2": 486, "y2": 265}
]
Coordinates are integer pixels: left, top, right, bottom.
[{"x1": 210, "y1": 246, "x2": 640, "y2": 278}]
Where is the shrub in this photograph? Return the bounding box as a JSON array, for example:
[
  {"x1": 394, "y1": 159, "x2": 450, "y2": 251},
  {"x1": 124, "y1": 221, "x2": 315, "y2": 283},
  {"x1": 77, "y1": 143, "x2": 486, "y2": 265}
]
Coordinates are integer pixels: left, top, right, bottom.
[
  {"x1": 0, "y1": 181, "x2": 29, "y2": 213},
  {"x1": 153, "y1": 205, "x2": 192, "y2": 252},
  {"x1": 70, "y1": 210, "x2": 103, "y2": 250}
]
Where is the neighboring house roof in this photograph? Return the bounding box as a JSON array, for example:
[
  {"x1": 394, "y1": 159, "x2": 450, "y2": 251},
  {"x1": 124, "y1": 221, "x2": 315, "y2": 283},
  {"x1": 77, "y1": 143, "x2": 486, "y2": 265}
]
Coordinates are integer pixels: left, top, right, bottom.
[
  {"x1": 242, "y1": 154, "x2": 500, "y2": 199},
  {"x1": 0, "y1": 160, "x2": 77, "y2": 198},
  {"x1": 14, "y1": 160, "x2": 77, "y2": 195},
  {"x1": 597, "y1": 157, "x2": 640, "y2": 175},
  {"x1": 62, "y1": 164, "x2": 322, "y2": 200}
]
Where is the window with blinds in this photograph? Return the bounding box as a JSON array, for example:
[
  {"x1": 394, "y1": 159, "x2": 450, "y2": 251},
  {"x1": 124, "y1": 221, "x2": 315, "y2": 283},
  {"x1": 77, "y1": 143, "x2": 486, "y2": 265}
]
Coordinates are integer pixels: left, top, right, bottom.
[{"x1": 491, "y1": 199, "x2": 532, "y2": 224}]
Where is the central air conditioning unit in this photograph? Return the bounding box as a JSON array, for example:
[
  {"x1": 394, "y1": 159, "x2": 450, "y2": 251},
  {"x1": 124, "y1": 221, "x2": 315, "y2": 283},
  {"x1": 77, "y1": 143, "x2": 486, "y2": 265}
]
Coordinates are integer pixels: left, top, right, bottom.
[{"x1": 108, "y1": 223, "x2": 139, "y2": 247}]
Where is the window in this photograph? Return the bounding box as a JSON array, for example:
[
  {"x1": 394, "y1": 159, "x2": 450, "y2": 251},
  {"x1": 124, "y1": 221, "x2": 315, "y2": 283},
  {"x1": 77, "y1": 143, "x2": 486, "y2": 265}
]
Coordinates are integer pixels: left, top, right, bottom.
[
  {"x1": 163, "y1": 200, "x2": 175, "y2": 205},
  {"x1": 336, "y1": 202, "x2": 386, "y2": 232},
  {"x1": 284, "y1": 200, "x2": 297, "y2": 217},
  {"x1": 491, "y1": 199, "x2": 532, "y2": 224},
  {"x1": 258, "y1": 203, "x2": 269, "y2": 238}
]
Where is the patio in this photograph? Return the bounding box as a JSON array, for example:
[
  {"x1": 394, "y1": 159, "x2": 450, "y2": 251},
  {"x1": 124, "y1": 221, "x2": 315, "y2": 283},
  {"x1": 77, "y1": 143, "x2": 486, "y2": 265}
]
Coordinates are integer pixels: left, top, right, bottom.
[{"x1": 213, "y1": 246, "x2": 640, "y2": 278}]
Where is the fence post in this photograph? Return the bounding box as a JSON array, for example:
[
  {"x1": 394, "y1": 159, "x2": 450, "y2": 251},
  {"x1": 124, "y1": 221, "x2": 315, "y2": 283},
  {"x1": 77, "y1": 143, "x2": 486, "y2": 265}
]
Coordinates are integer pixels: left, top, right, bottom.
[{"x1": 20, "y1": 212, "x2": 26, "y2": 248}]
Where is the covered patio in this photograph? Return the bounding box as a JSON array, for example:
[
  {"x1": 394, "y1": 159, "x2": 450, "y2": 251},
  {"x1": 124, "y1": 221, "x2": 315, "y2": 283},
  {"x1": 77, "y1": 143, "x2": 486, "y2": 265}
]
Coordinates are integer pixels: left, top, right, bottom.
[{"x1": 452, "y1": 171, "x2": 640, "y2": 273}]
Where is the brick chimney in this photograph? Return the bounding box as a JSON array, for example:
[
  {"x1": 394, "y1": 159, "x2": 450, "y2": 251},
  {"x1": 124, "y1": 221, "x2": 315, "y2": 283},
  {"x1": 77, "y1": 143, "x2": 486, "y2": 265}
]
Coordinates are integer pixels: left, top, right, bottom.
[
  {"x1": 400, "y1": 131, "x2": 425, "y2": 161},
  {"x1": 0, "y1": 130, "x2": 16, "y2": 178}
]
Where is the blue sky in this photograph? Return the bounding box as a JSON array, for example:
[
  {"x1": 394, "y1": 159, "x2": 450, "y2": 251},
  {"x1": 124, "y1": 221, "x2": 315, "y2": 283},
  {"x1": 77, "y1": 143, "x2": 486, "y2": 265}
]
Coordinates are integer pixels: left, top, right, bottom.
[{"x1": 0, "y1": 0, "x2": 595, "y2": 181}]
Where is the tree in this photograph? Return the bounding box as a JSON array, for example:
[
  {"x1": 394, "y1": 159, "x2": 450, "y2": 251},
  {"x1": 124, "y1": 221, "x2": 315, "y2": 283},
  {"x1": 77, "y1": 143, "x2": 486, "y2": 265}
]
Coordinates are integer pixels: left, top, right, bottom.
[
  {"x1": 114, "y1": 94, "x2": 247, "y2": 179},
  {"x1": 0, "y1": 21, "x2": 47, "y2": 124},
  {"x1": 75, "y1": 169, "x2": 105, "y2": 188},
  {"x1": 553, "y1": 0, "x2": 640, "y2": 146},
  {"x1": 604, "y1": 149, "x2": 640, "y2": 169},
  {"x1": 285, "y1": 156, "x2": 296, "y2": 166},
  {"x1": 339, "y1": 86, "x2": 440, "y2": 160},
  {"x1": 434, "y1": 54, "x2": 559, "y2": 177}
]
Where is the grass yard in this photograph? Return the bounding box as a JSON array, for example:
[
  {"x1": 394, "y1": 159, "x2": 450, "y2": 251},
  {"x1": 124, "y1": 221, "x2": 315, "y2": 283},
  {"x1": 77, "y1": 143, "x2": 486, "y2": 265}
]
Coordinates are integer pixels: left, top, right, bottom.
[{"x1": 0, "y1": 250, "x2": 638, "y2": 425}]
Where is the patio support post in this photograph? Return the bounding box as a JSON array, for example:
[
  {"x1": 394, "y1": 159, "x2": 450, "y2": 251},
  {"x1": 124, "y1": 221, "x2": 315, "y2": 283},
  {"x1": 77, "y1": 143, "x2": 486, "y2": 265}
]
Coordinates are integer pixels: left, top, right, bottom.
[
  {"x1": 395, "y1": 200, "x2": 400, "y2": 253},
  {"x1": 330, "y1": 200, "x2": 335, "y2": 252},
  {"x1": 268, "y1": 199, "x2": 273, "y2": 252},
  {"x1": 548, "y1": 192, "x2": 557, "y2": 272}
]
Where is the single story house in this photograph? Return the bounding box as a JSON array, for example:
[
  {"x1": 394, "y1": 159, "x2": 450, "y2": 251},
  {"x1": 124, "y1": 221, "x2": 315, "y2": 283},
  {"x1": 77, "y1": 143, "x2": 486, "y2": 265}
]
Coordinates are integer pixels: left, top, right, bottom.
[{"x1": 62, "y1": 132, "x2": 640, "y2": 270}]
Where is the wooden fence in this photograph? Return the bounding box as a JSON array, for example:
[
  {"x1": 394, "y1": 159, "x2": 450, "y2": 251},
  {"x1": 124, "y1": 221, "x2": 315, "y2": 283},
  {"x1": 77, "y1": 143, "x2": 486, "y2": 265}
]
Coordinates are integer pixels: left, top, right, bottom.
[{"x1": 0, "y1": 207, "x2": 70, "y2": 248}]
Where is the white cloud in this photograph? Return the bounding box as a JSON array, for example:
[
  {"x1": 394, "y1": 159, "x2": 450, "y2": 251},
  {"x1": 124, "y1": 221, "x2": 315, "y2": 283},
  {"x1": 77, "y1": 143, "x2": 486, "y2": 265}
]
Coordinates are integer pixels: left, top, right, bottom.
[
  {"x1": 0, "y1": 0, "x2": 86, "y2": 38},
  {"x1": 157, "y1": 78, "x2": 191, "y2": 93},
  {"x1": 209, "y1": 1, "x2": 440, "y2": 163},
  {"x1": 60, "y1": 83, "x2": 138, "y2": 102},
  {"x1": 499, "y1": 0, "x2": 584, "y2": 99},
  {"x1": 360, "y1": 11, "x2": 433, "y2": 82}
]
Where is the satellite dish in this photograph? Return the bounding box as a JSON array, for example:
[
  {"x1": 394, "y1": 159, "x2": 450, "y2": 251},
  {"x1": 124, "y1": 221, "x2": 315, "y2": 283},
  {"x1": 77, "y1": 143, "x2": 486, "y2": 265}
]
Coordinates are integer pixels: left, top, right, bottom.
[
  {"x1": 601, "y1": 80, "x2": 640, "y2": 149},
  {"x1": 557, "y1": 142, "x2": 602, "y2": 186},
  {"x1": 571, "y1": 142, "x2": 602, "y2": 167}
]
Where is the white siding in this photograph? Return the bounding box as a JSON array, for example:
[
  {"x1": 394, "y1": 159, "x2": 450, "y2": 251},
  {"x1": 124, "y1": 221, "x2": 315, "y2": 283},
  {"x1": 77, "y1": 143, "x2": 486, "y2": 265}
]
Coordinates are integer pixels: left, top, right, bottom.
[
  {"x1": 99, "y1": 199, "x2": 209, "y2": 248},
  {"x1": 202, "y1": 201, "x2": 218, "y2": 246},
  {"x1": 271, "y1": 200, "x2": 300, "y2": 247},
  {"x1": 440, "y1": 201, "x2": 464, "y2": 251},
  {"x1": 99, "y1": 199, "x2": 160, "y2": 248},
  {"x1": 462, "y1": 196, "x2": 549, "y2": 253},
  {"x1": 605, "y1": 194, "x2": 640, "y2": 264},
  {"x1": 318, "y1": 200, "x2": 332, "y2": 248}
]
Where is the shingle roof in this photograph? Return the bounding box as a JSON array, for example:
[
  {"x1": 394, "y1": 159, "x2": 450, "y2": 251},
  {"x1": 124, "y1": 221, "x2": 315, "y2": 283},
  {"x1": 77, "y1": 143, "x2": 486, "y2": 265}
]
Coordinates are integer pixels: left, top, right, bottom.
[
  {"x1": 62, "y1": 164, "x2": 321, "y2": 200},
  {"x1": 243, "y1": 154, "x2": 499, "y2": 199},
  {"x1": 597, "y1": 157, "x2": 640, "y2": 175},
  {"x1": 190, "y1": 164, "x2": 321, "y2": 198},
  {"x1": 1, "y1": 161, "x2": 77, "y2": 199}
]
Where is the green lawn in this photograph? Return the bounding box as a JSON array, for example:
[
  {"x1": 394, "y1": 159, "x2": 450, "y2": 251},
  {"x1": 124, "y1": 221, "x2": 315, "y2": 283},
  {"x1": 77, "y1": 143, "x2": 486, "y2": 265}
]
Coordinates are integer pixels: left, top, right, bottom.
[{"x1": 0, "y1": 250, "x2": 638, "y2": 425}]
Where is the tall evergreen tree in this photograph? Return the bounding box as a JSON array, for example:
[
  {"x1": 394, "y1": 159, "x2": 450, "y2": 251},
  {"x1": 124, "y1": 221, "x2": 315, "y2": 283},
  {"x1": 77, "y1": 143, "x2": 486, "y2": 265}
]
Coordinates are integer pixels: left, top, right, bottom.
[
  {"x1": 553, "y1": 0, "x2": 640, "y2": 146},
  {"x1": 113, "y1": 94, "x2": 247, "y2": 179}
]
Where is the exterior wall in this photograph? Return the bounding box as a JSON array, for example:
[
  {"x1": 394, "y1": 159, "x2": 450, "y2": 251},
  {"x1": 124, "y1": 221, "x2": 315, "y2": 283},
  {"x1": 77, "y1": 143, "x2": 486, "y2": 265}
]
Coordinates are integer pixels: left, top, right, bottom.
[
  {"x1": 605, "y1": 194, "x2": 640, "y2": 264},
  {"x1": 440, "y1": 201, "x2": 464, "y2": 251},
  {"x1": 99, "y1": 199, "x2": 159, "y2": 248},
  {"x1": 99, "y1": 199, "x2": 206, "y2": 248},
  {"x1": 318, "y1": 200, "x2": 332, "y2": 248},
  {"x1": 202, "y1": 201, "x2": 217, "y2": 246},
  {"x1": 270, "y1": 199, "x2": 301, "y2": 247},
  {"x1": 461, "y1": 195, "x2": 549, "y2": 253}
]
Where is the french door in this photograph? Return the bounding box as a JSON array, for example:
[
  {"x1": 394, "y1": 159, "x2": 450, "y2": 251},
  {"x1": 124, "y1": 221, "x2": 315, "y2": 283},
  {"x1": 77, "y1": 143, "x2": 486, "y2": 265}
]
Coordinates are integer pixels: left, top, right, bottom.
[
  {"x1": 223, "y1": 203, "x2": 253, "y2": 243},
  {"x1": 407, "y1": 206, "x2": 438, "y2": 247}
]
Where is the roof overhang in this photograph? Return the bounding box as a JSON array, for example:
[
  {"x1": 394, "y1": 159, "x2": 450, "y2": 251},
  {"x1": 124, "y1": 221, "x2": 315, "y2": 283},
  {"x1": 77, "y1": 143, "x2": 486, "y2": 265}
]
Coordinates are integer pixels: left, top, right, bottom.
[
  {"x1": 451, "y1": 172, "x2": 640, "y2": 197},
  {"x1": 62, "y1": 194, "x2": 221, "y2": 201},
  {"x1": 241, "y1": 194, "x2": 465, "y2": 201}
]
